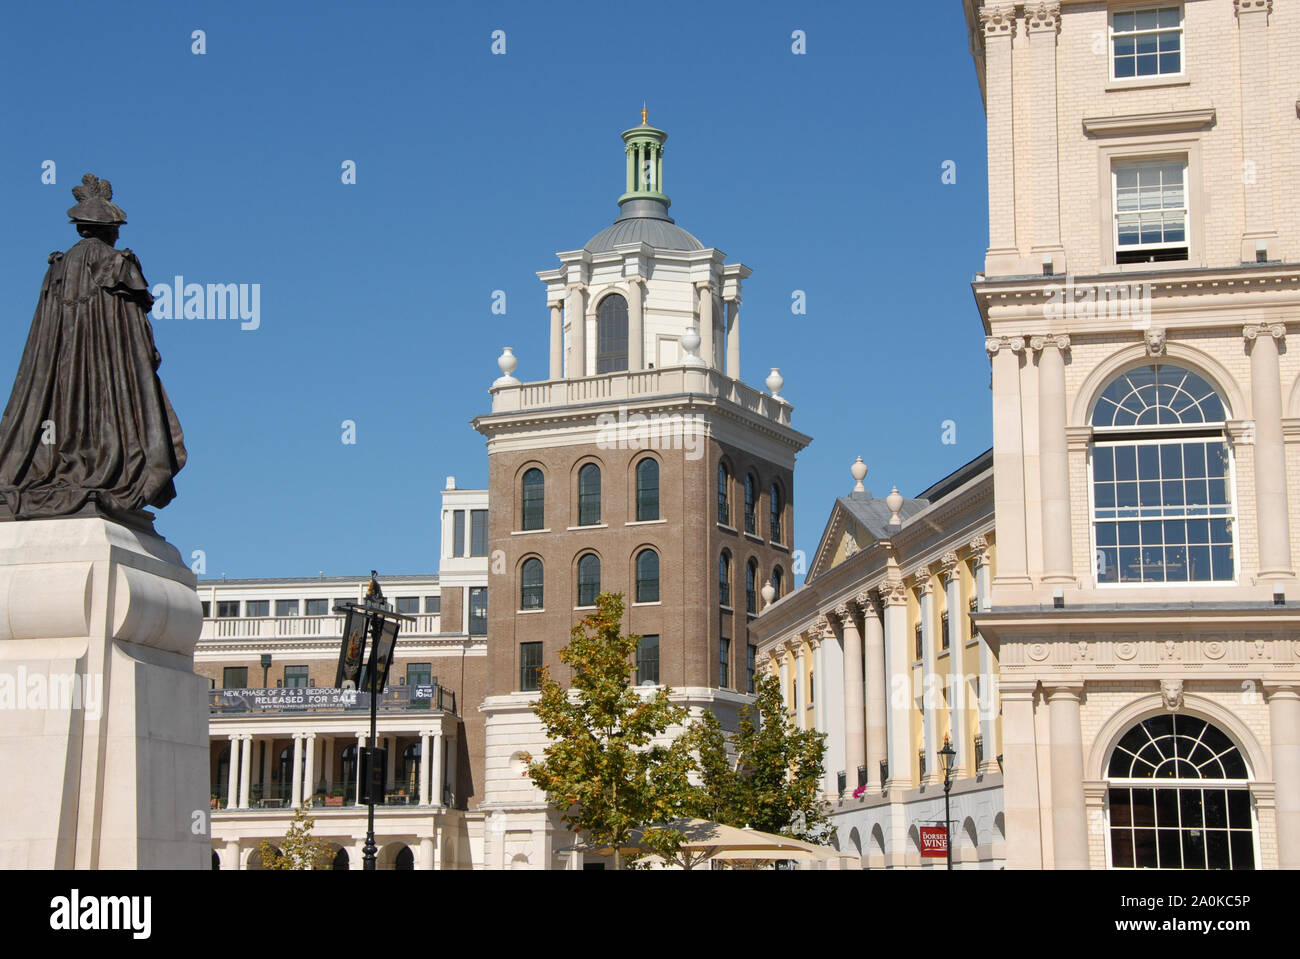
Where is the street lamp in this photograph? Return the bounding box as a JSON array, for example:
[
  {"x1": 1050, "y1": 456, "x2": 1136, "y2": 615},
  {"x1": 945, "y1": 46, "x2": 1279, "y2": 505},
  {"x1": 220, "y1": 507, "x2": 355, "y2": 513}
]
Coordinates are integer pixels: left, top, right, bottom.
[
  {"x1": 938, "y1": 736, "x2": 957, "y2": 871},
  {"x1": 333, "y1": 571, "x2": 414, "y2": 871}
]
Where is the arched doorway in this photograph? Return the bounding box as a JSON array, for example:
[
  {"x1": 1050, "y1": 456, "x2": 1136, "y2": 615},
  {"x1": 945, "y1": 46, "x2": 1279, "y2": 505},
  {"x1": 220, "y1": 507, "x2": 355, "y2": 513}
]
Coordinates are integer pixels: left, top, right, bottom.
[
  {"x1": 395, "y1": 846, "x2": 415, "y2": 870},
  {"x1": 332, "y1": 847, "x2": 350, "y2": 871},
  {"x1": 1106, "y1": 713, "x2": 1255, "y2": 869},
  {"x1": 211, "y1": 849, "x2": 221, "y2": 870}
]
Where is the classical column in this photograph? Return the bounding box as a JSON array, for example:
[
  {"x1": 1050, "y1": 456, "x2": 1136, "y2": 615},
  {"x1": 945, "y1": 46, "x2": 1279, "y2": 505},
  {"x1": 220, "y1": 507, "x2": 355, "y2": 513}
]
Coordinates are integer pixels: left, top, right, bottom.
[
  {"x1": 940, "y1": 555, "x2": 968, "y2": 778},
  {"x1": 819, "y1": 622, "x2": 845, "y2": 796},
  {"x1": 222, "y1": 839, "x2": 239, "y2": 871},
  {"x1": 1033, "y1": 333, "x2": 1073, "y2": 583},
  {"x1": 238, "y1": 734, "x2": 253, "y2": 808},
  {"x1": 778, "y1": 648, "x2": 792, "y2": 721},
  {"x1": 548, "y1": 299, "x2": 563, "y2": 380},
  {"x1": 810, "y1": 634, "x2": 824, "y2": 734},
  {"x1": 915, "y1": 568, "x2": 939, "y2": 784},
  {"x1": 418, "y1": 730, "x2": 431, "y2": 806},
  {"x1": 627, "y1": 277, "x2": 644, "y2": 371},
  {"x1": 836, "y1": 604, "x2": 866, "y2": 781},
  {"x1": 1001, "y1": 682, "x2": 1042, "y2": 868},
  {"x1": 290, "y1": 733, "x2": 304, "y2": 808},
  {"x1": 725, "y1": 299, "x2": 740, "y2": 379},
  {"x1": 1265, "y1": 684, "x2": 1300, "y2": 869},
  {"x1": 696, "y1": 280, "x2": 713, "y2": 370},
  {"x1": 971, "y1": 536, "x2": 999, "y2": 773},
  {"x1": 859, "y1": 592, "x2": 887, "y2": 791},
  {"x1": 987, "y1": 337, "x2": 1032, "y2": 587},
  {"x1": 355, "y1": 733, "x2": 366, "y2": 804},
  {"x1": 979, "y1": 3, "x2": 1019, "y2": 274},
  {"x1": 1235, "y1": 0, "x2": 1277, "y2": 260},
  {"x1": 420, "y1": 836, "x2": 436, "y2": 871},
  {"x1": 566, "y1": 284, "x2": 587, "y2": 378},
  {"x1": 226, "y1": 735, "x2": 240, "y2": 810},
  {"x1": 302, "y1": 733, "x2": 316, "y2": 805},
  {"x1": 794, "y1": 639, "x2": 809, "y2": 731},
  {"x1": 431, "y1": 731, "x2": 445, "y2": 806},
  {"x1": 1026, "y1": 2, "x2": 1063, "y2": 269},
  {"x1": 1046, "y1": 683, "x2": 1089, "y2": 868},
  {"x1": 1245, "y1": 323, "x2": 1293, "y2": 580},
  {"x1": 880, "y1": 577, "x2": 911, "y2": 789}
]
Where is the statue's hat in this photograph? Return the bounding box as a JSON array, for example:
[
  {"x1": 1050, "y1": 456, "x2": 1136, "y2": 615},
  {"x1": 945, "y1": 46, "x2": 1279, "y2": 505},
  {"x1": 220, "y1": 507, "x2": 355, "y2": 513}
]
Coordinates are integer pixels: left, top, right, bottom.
[{"x1": 66, "y1": 173, "x2": 127, "y2": 225}]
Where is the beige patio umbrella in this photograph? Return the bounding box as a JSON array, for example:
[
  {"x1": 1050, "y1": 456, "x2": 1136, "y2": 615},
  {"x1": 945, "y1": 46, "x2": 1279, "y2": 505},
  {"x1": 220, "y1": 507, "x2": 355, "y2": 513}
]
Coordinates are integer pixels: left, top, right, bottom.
[{"x1": 618, "y1": 818, "x2": 853, "y2": 869}]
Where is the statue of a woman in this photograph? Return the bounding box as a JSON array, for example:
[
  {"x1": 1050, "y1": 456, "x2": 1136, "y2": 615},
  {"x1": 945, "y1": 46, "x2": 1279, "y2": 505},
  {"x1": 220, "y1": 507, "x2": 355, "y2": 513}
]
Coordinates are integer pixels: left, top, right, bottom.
[{"x1": 0, "y1": 174, "x2": 186, "y2": 526}]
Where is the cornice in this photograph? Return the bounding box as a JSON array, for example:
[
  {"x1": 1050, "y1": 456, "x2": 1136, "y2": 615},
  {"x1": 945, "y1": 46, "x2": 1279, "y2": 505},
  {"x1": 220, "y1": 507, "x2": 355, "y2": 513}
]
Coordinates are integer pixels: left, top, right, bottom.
[{"x1": 1082, "y1": 108, "x2": 1216, "y2": 137}]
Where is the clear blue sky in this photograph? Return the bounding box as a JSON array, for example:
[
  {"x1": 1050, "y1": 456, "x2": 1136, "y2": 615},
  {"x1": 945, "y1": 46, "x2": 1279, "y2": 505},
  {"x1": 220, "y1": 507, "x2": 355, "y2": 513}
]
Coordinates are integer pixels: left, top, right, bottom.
[{"x1": 0, "y1": 0, "x2": 992, "y2": 581}]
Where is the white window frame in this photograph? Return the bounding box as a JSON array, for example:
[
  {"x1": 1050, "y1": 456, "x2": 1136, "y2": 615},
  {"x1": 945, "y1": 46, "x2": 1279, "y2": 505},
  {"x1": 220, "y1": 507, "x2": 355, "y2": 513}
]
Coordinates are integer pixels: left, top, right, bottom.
[
  {"x1": 1112, "y1": 158, "x2": 1189, "y2": 259},
  {"x1": 1109, "y1": 5, "x2": 1185, "y2": 83},
  {"x1": 1102, "y1": 779, "x2": 1260, "y2": 870}
]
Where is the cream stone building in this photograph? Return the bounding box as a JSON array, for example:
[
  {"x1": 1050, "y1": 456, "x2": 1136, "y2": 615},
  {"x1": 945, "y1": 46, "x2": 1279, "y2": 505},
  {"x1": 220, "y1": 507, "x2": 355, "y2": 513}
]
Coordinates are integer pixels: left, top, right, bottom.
[
  {"x1": 964, "y1": 0, "x2": 1300, "y2": 869},
  {"x1": 749, "y1": 454, "x2": 1004, "y2": 868}
]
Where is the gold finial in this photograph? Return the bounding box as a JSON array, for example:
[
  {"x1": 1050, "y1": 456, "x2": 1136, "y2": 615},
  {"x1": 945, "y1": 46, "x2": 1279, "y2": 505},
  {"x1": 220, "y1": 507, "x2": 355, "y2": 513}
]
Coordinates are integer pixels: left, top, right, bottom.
[{"x1": 641, "y1": 103, "x2": 648, "y2": 125}]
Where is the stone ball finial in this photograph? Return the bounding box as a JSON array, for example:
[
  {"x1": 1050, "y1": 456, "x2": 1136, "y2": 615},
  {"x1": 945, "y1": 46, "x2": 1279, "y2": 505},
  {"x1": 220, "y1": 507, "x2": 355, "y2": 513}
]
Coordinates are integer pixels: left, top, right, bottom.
[
  {"x1": 765, "y1": 368, "x2": 784, "y2": 398},
  {"x1": 851, "y1": 456, "x2": 868, "y2": 492},
  {"x1": 761, "y1": 582, "x2": 776, "y2": 608},
  {"x1": 493, "y1": 346, "x2": 520, "y2": 386},
  {"x1": 886, "y1": 486, "x2": 904, "y2": 526}
]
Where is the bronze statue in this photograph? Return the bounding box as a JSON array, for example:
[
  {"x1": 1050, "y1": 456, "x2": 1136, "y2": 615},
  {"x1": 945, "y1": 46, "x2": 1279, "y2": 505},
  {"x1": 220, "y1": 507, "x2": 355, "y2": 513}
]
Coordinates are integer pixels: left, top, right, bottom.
[{"x1": 0, "y1": 174, "x2": 186, "y2": 527}]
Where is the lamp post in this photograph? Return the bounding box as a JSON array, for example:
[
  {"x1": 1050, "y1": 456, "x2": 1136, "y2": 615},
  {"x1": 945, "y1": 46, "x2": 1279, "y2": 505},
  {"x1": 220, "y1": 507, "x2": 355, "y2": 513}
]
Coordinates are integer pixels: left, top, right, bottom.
[
  {"x1": 938, "y1": 736, "x2": 956, "y2": 871},
  {"x1": 333, "y1": 571, "x2": 414, "y2": 871}
]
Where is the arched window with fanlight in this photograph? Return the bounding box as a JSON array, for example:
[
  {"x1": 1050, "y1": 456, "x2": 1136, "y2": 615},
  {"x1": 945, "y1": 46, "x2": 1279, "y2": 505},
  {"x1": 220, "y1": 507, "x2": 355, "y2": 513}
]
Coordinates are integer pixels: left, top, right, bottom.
[
  {"x1": 717, "y1": 463, "x2": 730, "y2": 526},
  {"x1": 1090, "y1": 364, "x2": 1234, "y2": 584},
  {"x1": 719, "y1": 551, "x2": 732, "y2": 609},
  {"x1": 635, "y1": 549, "x2": 659, "y2": 603},
  {"x1": 1106, "y1": 714, "x2": 1255, "y2": 869},
  {"x1": 771, "y1": 566, "x2": 783, "y2": 600},
  {"x1": 596, "y1": 294, "x2": 629, "y2": 374},
  {"x1": 769, "y1": 482, "x2": 783, "y2": 544},
  {"x1": 577, "y1": 463, "x2": 602, "y2": 526},
  {"x1": 746, "y1": 559, "x2": 759, "y2": 614},
  {"x1": 520, "y1": 557, "x2": 544, "y2": 610},
  {"x1": 521, "y1": 468, "x2": 545, "y2": 531},
  {"x1": 744, "y1": 473, "x2": 758, "y2": 534},
  {"x1": 577, "y1": 553, "x2": 601, "y2": 607},
  {"x1": 636, "y1": 458, "x2": 659, "y2": 521}
]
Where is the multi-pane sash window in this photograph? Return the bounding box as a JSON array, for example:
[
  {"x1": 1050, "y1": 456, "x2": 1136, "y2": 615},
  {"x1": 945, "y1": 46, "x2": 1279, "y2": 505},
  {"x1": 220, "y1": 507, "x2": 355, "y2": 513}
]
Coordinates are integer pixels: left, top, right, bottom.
[
  {"x1": 746, "y1": 644, "x2": 756, "y2": 694},
  {"x1": 453, "y1": 509, "x2": 465, "y2": 556},
  {"x1": 424, "y1": 595, "x2": 441, "y2": 614},
  {"x1": 635, "y1": 549, "x2": 660, "y2": 603},
  {"x1": 1111, "y1": 7, "x2": 1182, "y2": 79},
  {"x1": 520, "y1": 642, "x2": 543, "y2": 692},
  {"x1": 636, "y1": 635, "x2": 660, "y2": 686},
  {"x1": 719, "y1": 637, "x2": 731, "y2": 689},
  {"x1": 520, "y1": 557, "x2": 544, "y2": 610},
  {"x1": 470, "y1": 509, "x2": 489, "y2": 556},
  {"x1": 284, "y1": 665, "x2": 309, "y2": 687},
  {"x1": 245, "y1": 600, "x2": 269, "y2": 618},
  {"x1": 744, "y1": 474, "x2": 757, "y2": 534},
  {"x1": 1092, "y1": 365, "x2": 1234, "y2": 584},
  {"x1": 636, "y1": 458, "x2": 659, "y2": 521},
  {"x1": 914, "y1": 624, "x2": 923, "y2": 661},
  {"x1": 578, "y1": 463, "x2": 602, "y2": 526},
  {"x1": 577, "y1": 554, "x2": 601, "y2": 607},
  {"x1": 596, "y1": 294, "x2": 629, "y2": 374},
  {"x1": 468, "y1": 587, "x2": 488, "y2": 636},
  {"x1": 406, "y1": 663, "x2": 432, "y2": 687},
  {"x1": 305, "y1": 598, "x2": 329, "y2": 616},
  {"x1": 940, "y1": 612, "x2": 949, "y2": 651},
  {"x1": 719, "y1": 552, "x2": 732, "y2": 608},
  {"x1": 770, "y1": 567, "x2": 783, "y2": 601},
  {"x1": 1114, "y1": 160, "x2": 1187, "y2": 263},
  {"x1": 223, "y1": 667, "x2": 247, "y2": 689},
  {"x1": 217, "y1": 601, "x2": 240, "y2": 618},
  {"x1": 276, "y1": 599, "x2": 299, "y2": 617},
  {"x1": 395, "y1": 597, "x2": 419, "y2": 615},
  {"x1": 521, "y1": 468, "x2": 544, "y2": 530},
  {"x1": 717, "y1": 464, "x2": 730, "y2": 525},
  {"x1": 769, "y1": 483, "x2": 783, "y2": 543},
  {"x1": 745, "y1": 560, "x2": 758, "y2": 615}
]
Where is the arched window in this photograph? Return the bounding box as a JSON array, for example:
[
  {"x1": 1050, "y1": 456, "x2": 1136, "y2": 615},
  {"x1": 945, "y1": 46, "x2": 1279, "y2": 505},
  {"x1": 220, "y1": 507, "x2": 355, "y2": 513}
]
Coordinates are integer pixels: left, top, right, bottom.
[
  {"x1": 577, "y1": 463, "x2": 602, "y2": 526},
  {"x1": 717, "y1": 464, "x2": 730, "y2": 526},
  {"x1": 769, "y1": 482, "x2": 783, "y2": 543},
  {"x1": 635, "y1": 458, "x2": 659, "y2": 521},
  {"x1": 1106, "y1": 714, "x2": 1254, "y2": 869},
  {"x1": 596, "y1": 294, "x2": 629, "y2": 374},
  {"x1": 1091, "y1": 364, "x2": 1234, "y2": 584},
  {"x1": 520, "y1": 557, "x2": 544, "y2": 610},
  {"x1": 771, "y1": 566, "x2": 783, "y2": 600},
  {"x1": 719, "y1": 551, "x2": 732, "y2": 608},
  {"x1": 635, "y1": 549, "x2": 660, "y2": 603},
  {"x1": 577, "y1": 553, "x2": 601, "y2": 607},
  {"x1": 746, "y1": 559, "x2": 759, "y2": 614},
  {"x1": 744, "y1": 474, "x2": 757, "y2": 534},
  {"x1": 521, "y1": 468, "x2": 545, "y2": 531}
]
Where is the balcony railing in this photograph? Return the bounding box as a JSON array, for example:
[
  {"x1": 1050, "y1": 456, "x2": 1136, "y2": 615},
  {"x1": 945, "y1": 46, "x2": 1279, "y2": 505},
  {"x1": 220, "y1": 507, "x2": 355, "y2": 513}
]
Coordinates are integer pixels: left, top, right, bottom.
[
  {"x1": 856, "y1": 765, "x2": 868, "y2": 789},
  {"x1": 836, "y1": 771, "x2": 846, "y2": 796},
  {"x1": 212, "y1": 781, "x2": 454, "y2": 810},
  {"x1": 209, "y1": 683, "x2": 456, "y2": 715},
  {"x1": 918, "y1": 749, "x2": 927, "y2": 781},
  {"x1": 974, "y1": 735, "x2": 984, "y2": 771},
  {"x1": 202, "y1": 612, "x2": 442, "y2": 641}
]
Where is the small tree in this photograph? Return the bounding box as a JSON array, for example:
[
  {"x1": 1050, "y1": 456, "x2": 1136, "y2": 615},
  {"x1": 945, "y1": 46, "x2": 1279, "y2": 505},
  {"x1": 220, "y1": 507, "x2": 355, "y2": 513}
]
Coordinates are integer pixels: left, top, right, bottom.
[
  {"x1": 524, "y1": 592, "x2": 698, "y2": 869},
  {"x1": 691, "y1": 672, "x2": 834, "y2": 846},
  {"x1": 257, "y1": 805, "x2": 333, "y2": 870}
]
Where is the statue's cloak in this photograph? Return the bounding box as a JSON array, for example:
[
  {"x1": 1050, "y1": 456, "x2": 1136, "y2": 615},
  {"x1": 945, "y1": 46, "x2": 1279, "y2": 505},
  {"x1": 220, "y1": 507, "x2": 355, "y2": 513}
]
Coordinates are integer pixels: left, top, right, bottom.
[{"x1": 0, "y1": 236, "x2": 185, "y2": 519}]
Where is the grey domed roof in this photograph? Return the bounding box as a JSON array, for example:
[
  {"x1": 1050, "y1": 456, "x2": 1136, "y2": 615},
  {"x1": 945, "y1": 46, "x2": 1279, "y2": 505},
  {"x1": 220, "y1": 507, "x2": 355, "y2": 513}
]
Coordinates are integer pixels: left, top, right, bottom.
[{"x1": 584, "y1": 198, "x2": 703, "y2": 253}]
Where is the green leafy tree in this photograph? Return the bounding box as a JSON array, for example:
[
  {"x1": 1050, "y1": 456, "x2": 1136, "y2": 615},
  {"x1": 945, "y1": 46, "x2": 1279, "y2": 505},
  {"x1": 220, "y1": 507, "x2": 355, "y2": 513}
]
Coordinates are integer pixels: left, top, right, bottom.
[
  {"x1": 691, "y1": 672, "x2": 834, "y2": 846},
  {"x1": 524, "y1": 592, "x2": 698, "y2": 869},
  {"x1": 256, "y1": 805, "x2": 333, "y2": 870}
]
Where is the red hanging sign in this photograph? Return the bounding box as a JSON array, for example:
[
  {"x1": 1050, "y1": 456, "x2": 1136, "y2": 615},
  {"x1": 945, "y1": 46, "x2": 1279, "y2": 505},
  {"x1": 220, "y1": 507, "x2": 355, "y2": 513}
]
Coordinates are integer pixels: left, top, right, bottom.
[{"x1": 920, "y1": 826, "x2": 948, "y2": 858}]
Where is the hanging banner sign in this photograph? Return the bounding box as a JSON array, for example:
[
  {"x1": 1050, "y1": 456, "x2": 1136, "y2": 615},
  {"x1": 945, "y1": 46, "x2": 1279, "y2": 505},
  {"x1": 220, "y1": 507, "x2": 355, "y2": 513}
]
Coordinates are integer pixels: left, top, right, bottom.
[{"x1": 920, "y1": 826, "x2": 948, "y2": 858}]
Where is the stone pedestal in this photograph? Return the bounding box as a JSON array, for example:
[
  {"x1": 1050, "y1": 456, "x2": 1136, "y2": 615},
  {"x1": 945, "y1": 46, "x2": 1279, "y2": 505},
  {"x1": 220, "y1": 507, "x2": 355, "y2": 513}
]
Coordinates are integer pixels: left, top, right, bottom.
[{"x1": 0, "y1": 516, "x2": 208, "y2": 868}]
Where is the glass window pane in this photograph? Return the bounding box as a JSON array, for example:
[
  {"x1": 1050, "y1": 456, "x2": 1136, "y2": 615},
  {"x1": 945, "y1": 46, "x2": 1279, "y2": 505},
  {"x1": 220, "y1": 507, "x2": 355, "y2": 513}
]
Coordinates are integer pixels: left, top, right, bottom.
[
  {"x1": 1131, "y1": 788, "x2": 1155, "y2": 827},
  {"x1": 1230, "y1": 830, "x2": 1256, "y2": 869}
]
